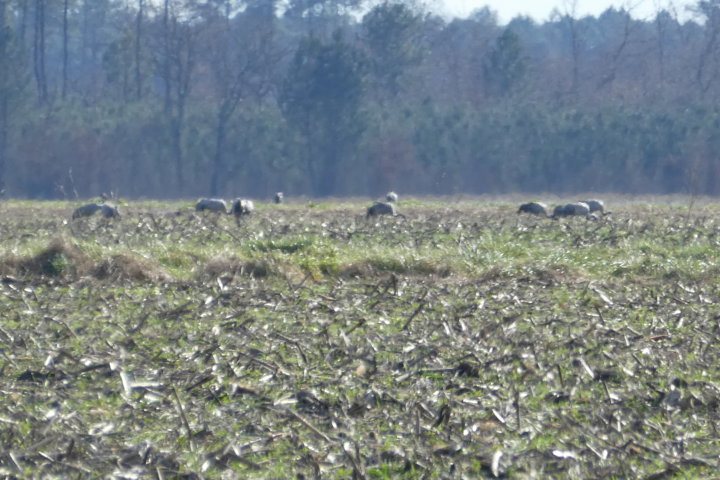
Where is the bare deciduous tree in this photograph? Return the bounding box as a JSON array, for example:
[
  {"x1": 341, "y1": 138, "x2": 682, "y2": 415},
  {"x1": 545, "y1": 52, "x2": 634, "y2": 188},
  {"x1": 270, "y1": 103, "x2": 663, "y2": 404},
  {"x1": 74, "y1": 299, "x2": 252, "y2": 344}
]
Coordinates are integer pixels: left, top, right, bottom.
[
  {"x1": 202, "y1": 0, "x2": 282, "y2": 196},
  {"x1": 153, "y1": 0, "x2": 198, "y2": 190}
]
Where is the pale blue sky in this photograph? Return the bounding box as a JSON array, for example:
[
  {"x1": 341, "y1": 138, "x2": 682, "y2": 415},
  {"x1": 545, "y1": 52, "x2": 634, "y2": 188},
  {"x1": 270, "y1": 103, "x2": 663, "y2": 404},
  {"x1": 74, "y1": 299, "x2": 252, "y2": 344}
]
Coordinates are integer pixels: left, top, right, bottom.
[{"x1": 436, "y1": 0, "x2": 696, "y2": 23}]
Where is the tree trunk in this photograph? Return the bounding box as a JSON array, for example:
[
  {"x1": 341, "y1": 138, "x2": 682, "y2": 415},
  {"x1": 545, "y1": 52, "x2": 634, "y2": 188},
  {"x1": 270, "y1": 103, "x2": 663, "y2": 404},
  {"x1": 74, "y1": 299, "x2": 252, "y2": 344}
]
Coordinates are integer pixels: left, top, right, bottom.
[
  {"x1": 0, "y1": 93, "x2": 7, "y2": 193},
  {"x1": 62, "y1": 0, "x2": 68, "y2": 99},
  {"x1": 158, "y1": 4, "x2": 197, "y2": 194},
  {"x1": 171, "y1": 112, "x2": 184, "y2": 192},
  {"x1": 19, "y1": 0, "x2": 28, "y2": 47},
  {"x1": 209, "y1": 110, "x2": 230, "y2": 197},
  {"x1": 135, "y1": 0, "x2": 143, "y2": 100},
  {"x1": 162, "y1": 0, "x2": 172, "y2": 113},
  {"x1": 33, "y1": 0, "x2": 47, "y2": 102}
]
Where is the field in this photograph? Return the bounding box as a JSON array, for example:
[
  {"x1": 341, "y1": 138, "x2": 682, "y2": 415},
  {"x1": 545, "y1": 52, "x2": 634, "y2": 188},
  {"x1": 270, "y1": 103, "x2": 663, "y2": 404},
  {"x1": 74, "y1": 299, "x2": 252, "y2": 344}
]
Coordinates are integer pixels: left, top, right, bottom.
[{"x1": 1, "y1": 197, "x2": 720, "y2": 479}]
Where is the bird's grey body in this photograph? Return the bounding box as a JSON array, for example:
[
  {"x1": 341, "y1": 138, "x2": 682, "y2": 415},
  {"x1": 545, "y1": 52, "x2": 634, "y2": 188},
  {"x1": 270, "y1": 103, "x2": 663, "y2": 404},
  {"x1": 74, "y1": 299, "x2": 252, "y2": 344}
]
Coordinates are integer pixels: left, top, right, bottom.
[
  {"x1": 580, "y1": 199, "x2": 609, "y2": 215},
  {"x1": 552, "y1": 202, "x2": 591, "y2": 218},
  {"x1": 518, "y1": 202, "x2": 548, "y2": 217},
  {"x1": 100, "y1": 204, "x2": 120, "y2": 218},
  {"x1": 72, "y1": 202, "x2": 120, "y2": 219},
  {"x1": 195, "y1": 198, "x2": 228, "y2": 213},
  {"x1": 231, "y1": 198, "x2": 255, "y2": 216},
  {"x1": 366, "y1": 201, "x2": 405, "y2": 219}
]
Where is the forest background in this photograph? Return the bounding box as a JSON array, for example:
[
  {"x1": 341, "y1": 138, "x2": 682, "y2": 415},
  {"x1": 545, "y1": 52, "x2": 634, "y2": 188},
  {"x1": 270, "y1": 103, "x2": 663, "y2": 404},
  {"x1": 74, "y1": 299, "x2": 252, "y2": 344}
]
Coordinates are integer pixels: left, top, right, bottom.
[{"x1": 1, "y1": 0, "x2": 720, "y2": 200}]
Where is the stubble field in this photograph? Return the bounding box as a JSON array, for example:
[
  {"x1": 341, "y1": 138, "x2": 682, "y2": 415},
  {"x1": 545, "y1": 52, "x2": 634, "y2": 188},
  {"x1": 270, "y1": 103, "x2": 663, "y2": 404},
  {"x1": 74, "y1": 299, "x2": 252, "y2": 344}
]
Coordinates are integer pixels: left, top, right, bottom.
[{"x1": 0, "y1": 197, "x2": 719, "y2": 479}]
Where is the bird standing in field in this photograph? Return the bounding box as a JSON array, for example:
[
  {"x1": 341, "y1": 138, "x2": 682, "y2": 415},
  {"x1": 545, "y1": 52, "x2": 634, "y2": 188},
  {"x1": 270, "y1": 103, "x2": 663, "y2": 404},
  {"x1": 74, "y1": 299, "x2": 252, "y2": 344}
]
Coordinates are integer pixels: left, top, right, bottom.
[{"x1": 366, "y1": 202, "x2": 405, "y2": 219}]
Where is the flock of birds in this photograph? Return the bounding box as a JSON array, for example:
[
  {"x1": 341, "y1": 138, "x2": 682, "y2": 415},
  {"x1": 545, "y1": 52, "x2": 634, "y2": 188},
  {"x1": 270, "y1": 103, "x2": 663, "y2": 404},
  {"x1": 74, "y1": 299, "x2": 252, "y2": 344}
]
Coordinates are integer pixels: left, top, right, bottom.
[
  {"x1": 194, "y1": 197, "x2": 257, "y2": 216},
  {"x1": 70, "y1": 191, "x2": 404, "y2": 221},
  {"x1": 70, "y1": 194, "x2": 274, "y2": 220},
  {"x1": 69, "y1": 191, "x2": 609, "y2": 222},
  {"x1": 518, "y1": 199, "x2": 610, "y2": 220}
]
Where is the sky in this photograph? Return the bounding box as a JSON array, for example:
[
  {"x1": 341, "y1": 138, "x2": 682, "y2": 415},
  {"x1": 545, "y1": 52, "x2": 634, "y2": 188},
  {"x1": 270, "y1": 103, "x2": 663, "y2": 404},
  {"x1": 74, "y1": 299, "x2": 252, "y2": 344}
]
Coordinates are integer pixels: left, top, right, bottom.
[{"x1": 436, "y1": 0, "x2": 696, "y2": 23}]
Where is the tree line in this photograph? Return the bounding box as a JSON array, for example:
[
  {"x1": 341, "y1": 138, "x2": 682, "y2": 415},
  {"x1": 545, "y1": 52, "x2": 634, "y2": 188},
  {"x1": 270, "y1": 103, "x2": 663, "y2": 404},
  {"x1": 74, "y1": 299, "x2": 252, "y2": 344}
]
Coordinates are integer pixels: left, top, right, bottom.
[{"x1": 1, "y1": 0, "x2": 720, "y2": 200}]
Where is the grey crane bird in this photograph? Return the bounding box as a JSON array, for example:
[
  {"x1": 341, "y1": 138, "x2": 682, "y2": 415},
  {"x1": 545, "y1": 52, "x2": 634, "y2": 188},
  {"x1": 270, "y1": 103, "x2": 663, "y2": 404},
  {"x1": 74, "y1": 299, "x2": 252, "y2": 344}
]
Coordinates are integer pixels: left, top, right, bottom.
[
  {"x1": 72, "y1": 202, "x2": 102, "y2": 219},
  {"x1": 580, "y1": 199, "x2": 610, "y2": 215},
  {"x1": 274, "y1": 192, "x2": 284, "y2": 204},
  {"x1": 366, "y1": 201, "x2": 405, "y2": 219},
  {"x1": 552, "y1": 202, "x2": 591, "y2": 218},
  {"x1": 195, "y1": 198, "x2": 228, "y2": 213},
  {"x1": 551, "y1": 204, "x2": 568, "y2": 218},
  {"x1": 386, "y1": 191, "x2": 399, "y2": 202},
  {"x1": 72, "y1": 202, "x2": 120, "y2": 219},
  {"x1": 100, "y1": 204, "x2": 120, "y2": 218},
  {"x1": 517, "y1": 202, "x2": 548, "y2": 217},
  {"x1": 231, "y1": 198, "x2": 255, "y2": 216}
]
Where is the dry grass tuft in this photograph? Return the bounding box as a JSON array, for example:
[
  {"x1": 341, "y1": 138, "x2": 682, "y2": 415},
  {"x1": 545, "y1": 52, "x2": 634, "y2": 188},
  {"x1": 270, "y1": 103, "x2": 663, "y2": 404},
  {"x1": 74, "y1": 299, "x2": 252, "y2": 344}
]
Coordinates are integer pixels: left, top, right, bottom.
[
  {"x1": 203, "y1": 254, "x2": 298, "y2": 280},
  {"x1": 339, "y1": 259, "x2": 453, "y2": 279},
  {"x1": 524, "y1": 263, "x2": 586, "y2": 285},
  {"x1": 338, "y1": 261, "x2": 377, "y2": 278},
  {"x1": 93, "y1": 253, "x2": 172, "y2": 283}
]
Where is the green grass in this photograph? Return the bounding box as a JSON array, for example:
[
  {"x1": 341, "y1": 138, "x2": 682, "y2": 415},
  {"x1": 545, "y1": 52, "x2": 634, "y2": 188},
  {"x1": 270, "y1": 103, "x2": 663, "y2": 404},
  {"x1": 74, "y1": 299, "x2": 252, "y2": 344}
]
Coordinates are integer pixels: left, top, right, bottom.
[{"x1": 3, "y1": 199, "x2": 720, "y2": 283}]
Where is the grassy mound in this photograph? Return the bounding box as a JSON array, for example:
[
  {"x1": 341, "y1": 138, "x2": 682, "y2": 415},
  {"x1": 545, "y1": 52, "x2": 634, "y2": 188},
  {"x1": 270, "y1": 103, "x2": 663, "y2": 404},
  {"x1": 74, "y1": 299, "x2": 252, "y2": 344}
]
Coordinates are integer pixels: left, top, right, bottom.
[
  {"x1": 0, "y1": 238, "x2": 170, "y2": 283},
  {"x1": 0, "y1": 238, "x2": 92, "y2": 279},
  {"x1": 203, "y1": 254, "x2": 279, "y2": 279}
]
